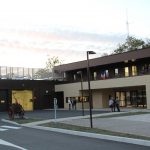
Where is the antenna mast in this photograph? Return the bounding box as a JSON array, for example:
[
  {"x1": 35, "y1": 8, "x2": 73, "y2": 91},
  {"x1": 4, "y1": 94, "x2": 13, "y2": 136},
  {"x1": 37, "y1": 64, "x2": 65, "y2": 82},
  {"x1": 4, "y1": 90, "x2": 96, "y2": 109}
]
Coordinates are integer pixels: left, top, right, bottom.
[{"x1": 126, "y1": 9, "x2": 130, "y2": 37}]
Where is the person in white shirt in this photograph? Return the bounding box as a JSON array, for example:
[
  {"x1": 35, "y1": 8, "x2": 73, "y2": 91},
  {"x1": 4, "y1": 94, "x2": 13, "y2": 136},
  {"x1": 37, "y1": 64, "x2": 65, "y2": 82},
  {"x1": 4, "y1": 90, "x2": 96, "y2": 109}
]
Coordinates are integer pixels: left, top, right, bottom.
[
  {"x1": 109, "y1": 96, "x2": 114, "y2": 112},
  {"x1": 68, "y1": 98, "x2": 72, "y2": 110}
]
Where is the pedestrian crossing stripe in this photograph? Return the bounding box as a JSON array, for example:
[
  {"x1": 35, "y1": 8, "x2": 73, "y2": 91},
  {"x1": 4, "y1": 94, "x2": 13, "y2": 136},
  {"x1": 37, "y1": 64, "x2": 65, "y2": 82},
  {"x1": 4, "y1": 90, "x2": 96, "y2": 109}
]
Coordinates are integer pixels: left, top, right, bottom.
[{"x1": 1, "y1": 125, "x2": 21, "y2": 129}]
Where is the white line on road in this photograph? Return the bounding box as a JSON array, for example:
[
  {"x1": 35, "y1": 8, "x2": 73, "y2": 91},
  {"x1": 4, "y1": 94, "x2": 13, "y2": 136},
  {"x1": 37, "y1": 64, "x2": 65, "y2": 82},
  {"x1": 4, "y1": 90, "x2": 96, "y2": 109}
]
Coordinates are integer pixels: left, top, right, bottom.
[
  {"x1": 0, "y1": 139, "x2": 27, "y2": 150},
  {"x1": 0, "y1": 128, "x2": 8, "y2": 131},
  {"x1": 1, "y1": 125, "x2": 21, "y2": 129}
]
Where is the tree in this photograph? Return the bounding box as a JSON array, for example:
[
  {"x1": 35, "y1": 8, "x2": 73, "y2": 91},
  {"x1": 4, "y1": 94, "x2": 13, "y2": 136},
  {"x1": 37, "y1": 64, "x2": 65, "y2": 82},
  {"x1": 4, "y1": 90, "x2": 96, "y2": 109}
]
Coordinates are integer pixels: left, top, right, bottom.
[
  {"x1": 113, "y1": 36, "x2": 150, "y2": 54},
  {"x1": 34, "y1": 68, "x2": 52, "y2": 79},
  {"x1": 101, "y1": 52, "x2": 109, "y2": 57},
  {"x1": 46, "y1": 56, "x2": 62, "y2": 71},
  {"x1": 34, "y1": 56, "x2": 62, "y2": 79}
]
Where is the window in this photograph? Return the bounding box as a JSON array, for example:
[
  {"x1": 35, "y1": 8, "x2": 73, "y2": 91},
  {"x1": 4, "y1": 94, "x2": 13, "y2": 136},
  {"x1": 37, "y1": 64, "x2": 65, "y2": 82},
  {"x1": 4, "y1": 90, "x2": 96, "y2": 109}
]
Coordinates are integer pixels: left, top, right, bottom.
[
  {"x1": 132, "y1": 66, "x2": 137, "y2": 76},
  {"x1": 101, "y1": 71, "x2": 105, "y2": 79},
  {"x1": 93, "y1": 72, "x2": 97, "y2": 80},
  {"x1": 73, "y1": 74, "x2": 76, "y2": 81},
  {"x1": 115, "y1": 68, "x2": 119, "y2": 77},
  {"x1": 105, "y1": 70, "x2": 109, "y2": 78},
  {"x1": 125, "y1": 67, "x2": 129, "y2": 77},
  {"x1": 63, "y1": 72, "x2": 66, "y2": 78}
]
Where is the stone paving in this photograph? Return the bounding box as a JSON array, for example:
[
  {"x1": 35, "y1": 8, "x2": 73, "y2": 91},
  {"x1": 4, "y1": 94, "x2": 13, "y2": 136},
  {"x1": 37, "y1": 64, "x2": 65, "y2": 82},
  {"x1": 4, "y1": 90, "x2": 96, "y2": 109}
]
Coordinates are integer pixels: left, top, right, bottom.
[{"x1": 59, "y1": 112, "x2": 150, "y2": 137}]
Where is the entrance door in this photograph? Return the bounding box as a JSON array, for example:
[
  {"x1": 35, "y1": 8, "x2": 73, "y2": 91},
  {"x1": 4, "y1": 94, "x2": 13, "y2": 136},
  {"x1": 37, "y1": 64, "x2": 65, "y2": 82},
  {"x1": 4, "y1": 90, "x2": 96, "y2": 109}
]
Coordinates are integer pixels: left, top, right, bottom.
[
  {"x1": 115, "y1": 91, "x2": 126, "y2": 107},
  {"x1": 0, "y1": 90, "x2": 8, "y2": 111},
  {"x1": 12, "y1": 90, "x2": 33, "y2": 111},
  {"x1": 54, "y1": 92, "x2": 64, "y2": 108},
  {"x1": 130, "y1": 91, "x2": 138, "y2": 107}
]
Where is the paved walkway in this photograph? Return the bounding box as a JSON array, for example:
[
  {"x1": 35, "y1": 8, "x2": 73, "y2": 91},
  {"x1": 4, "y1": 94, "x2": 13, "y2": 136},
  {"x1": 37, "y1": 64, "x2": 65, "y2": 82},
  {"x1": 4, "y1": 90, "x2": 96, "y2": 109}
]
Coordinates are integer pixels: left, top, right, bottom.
[
  {"x1": 59, "y1": 113, "x2": 150, "y2": 137},
  {"x1": 1, "y1": 108, "x2": 150, "y2": 146}
]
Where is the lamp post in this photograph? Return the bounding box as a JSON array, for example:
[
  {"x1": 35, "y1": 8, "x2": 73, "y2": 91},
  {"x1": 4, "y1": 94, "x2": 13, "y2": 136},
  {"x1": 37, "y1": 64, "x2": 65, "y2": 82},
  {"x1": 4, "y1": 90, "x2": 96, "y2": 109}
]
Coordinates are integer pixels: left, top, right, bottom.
[
  {"x1": 87, "y1": 51, "x2": 96, "y2": 128},
  {"x1": 77, "y1": 71, "x2": 84, "y2": 116}
]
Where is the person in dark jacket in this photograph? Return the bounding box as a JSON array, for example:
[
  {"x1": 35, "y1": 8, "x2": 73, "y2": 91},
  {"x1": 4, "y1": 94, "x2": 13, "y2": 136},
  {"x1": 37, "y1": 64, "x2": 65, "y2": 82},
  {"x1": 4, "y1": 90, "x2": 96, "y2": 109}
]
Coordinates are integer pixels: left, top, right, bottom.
[{"x1": 115, "y1": 97, "x2": 120, "y2": 112}]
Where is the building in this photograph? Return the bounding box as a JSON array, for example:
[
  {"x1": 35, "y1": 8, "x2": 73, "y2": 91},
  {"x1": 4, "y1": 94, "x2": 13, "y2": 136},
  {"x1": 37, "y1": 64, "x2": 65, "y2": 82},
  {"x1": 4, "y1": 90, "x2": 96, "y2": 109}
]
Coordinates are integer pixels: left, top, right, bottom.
[
  {"x1": 0, "y1": 48, "x2": 150, "y2": 112},
  {"x1": 0, "y1": 79, "x2": 64, "y2": 112},
  {"x1": 54, "y1": 48, "x2": 150, "y2": 109},
  {"x1": 0, "y1": 66, "x2": 65, "y2": 112}
]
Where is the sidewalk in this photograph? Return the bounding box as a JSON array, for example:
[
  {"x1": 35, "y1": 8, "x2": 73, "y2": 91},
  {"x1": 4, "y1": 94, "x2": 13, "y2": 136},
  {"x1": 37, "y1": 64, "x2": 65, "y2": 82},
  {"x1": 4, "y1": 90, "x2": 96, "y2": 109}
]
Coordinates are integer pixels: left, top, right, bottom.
[
  {"x1": 59, "y1": 113, "x2": 150, "y2": 138},
  {"x1": 2, "y1": 108, "x2": 150, "y2": 146}
]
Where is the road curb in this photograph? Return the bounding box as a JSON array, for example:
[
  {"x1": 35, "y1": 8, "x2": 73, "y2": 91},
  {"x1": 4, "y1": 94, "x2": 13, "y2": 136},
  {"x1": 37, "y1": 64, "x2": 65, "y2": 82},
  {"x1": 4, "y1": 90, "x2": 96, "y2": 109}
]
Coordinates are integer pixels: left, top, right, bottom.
[
  {"x1": 23, "y1": 124, "x2": 150, "y2": 147},
  {"x1": 1, "y1": 119, "x2": 20, "y2": 126}
]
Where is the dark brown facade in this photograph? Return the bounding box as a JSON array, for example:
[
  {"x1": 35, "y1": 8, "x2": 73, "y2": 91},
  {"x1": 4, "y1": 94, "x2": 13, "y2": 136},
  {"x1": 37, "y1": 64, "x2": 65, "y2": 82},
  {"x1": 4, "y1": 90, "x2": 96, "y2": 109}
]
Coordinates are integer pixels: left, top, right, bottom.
[
  {"x1": 54, "y1": 48, "x2": 150, "y2": 72},
  {"x1": 0, "y1": 80, "x2": 64, "y2": 112}
]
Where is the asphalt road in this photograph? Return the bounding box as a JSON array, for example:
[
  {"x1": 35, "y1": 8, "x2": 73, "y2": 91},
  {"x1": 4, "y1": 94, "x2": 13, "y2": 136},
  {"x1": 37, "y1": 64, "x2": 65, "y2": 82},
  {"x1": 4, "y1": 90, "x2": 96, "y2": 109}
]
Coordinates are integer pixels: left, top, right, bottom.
[
  {"x1": 0, "y1": 109, "x2": 109, "y2": 120},
  {"x1": 0, "y1": 122, "x2": 150, "y2": 150}
]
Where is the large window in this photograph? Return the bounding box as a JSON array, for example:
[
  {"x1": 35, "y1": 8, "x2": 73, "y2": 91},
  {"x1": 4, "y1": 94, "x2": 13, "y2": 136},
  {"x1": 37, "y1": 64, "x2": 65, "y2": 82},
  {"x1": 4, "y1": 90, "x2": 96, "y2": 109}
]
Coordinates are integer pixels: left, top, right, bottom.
[
  {"x1": 105, "y1": 70, "x2": 109, "y2": 78},
  {"x1": 93, "y1": 72, "x2": 97, "y2": 80},
  {"x1": 115, "y1": 68, "x2": 119, "y2": 77},
  {"x1": 66, "y1": 96, "x2": 89, "y2": 103},
  {"x1": 73, "y1": 74, "x2": 76, "y2": 81},
  {"x1": 132, "y1": 65, "x2": 137, "y2": 76},
  {"x1": 125, "y1": 67, "x2": 129, "y2": 77}
]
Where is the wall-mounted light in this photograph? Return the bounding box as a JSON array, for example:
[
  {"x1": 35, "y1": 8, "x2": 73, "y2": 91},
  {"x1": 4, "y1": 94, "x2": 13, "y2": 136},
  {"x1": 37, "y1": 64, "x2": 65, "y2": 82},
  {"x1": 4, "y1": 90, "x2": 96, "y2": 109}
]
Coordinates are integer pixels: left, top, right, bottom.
[
  {"x1": 124, "y1": 60, "x2": 128, "y2": 63},
  {"x1": 131, "y1": 59, "x2": 135, "y2": 62}
]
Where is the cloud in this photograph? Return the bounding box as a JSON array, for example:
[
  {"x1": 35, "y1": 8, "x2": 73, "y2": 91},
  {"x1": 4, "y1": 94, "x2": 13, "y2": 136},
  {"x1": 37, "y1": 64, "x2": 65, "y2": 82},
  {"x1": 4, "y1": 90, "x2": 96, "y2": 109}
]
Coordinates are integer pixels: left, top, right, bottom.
[{"x1": 0, "y1": 28, "x2": 127, "y2": 67}]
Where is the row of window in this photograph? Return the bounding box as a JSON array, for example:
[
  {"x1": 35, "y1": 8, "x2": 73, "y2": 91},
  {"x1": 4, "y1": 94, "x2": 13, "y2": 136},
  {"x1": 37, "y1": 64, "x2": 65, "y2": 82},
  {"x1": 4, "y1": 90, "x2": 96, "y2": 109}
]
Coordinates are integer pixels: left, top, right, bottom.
[
  {"x1": 66, "y1": 96, "x2": 89, "y2": 103},
  {"x1": 68, "y1": 63, "x2": 150, "y2": 81}
]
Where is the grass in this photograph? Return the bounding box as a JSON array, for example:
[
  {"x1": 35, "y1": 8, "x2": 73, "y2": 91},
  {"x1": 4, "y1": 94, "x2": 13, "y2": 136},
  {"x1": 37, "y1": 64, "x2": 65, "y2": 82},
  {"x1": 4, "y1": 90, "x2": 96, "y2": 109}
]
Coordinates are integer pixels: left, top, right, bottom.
[
  {"x1": 6, "y1": 111, "x2": 150, "y2": 141},
  {"x1": 42, "y1": 122, "x2": 150, "y2": 141}
]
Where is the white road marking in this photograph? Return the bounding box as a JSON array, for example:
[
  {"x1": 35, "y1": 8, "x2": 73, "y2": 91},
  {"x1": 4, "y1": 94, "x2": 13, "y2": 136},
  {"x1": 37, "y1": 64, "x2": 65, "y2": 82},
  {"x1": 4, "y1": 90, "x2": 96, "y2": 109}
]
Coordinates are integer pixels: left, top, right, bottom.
[
  {"x1": 1, "y1": 125, "x2": 21, "y2": 129},
  {"x1": 0, "y1": 128, "x2": 8, "y2": 131},
  {"x1": 0, "y1": 139, "x2": 27, "y2": 150}
]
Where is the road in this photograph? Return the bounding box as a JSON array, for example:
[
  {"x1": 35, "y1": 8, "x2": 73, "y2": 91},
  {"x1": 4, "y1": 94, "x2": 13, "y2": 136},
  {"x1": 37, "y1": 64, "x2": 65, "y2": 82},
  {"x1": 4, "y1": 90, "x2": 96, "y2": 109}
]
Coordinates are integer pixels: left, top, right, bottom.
[{"x1": 0, "y1": 122, "x2": 150, "y2": 150}]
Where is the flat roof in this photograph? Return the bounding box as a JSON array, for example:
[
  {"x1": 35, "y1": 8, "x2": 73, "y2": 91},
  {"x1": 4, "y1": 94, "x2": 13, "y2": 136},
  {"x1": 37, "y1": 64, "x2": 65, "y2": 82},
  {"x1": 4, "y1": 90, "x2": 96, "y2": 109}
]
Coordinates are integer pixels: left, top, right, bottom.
[{"x1": 54, "y1": 48, "x2": 150, "y2": 72}]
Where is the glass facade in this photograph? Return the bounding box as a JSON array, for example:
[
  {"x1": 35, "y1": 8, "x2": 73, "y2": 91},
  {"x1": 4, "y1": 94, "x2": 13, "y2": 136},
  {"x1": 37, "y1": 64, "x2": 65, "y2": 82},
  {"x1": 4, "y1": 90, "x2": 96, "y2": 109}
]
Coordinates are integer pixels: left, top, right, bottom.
[
  {"x1": 0, "y1": 66, "x2": 52, "y2": 80},
  {"x1": 115, "y1": 89, "x2": 146, "y2": 108}
]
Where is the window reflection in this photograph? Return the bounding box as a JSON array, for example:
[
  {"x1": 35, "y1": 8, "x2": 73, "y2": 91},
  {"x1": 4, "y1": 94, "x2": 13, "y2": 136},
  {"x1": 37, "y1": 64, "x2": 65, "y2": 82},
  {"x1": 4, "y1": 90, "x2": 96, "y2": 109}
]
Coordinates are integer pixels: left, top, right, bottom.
[
  {"x1": 132, "y1": 65, "x2": 137, "y2": 76},
  {"x1": 125, "y1": 67, "x2": 129, "y2": 77}
]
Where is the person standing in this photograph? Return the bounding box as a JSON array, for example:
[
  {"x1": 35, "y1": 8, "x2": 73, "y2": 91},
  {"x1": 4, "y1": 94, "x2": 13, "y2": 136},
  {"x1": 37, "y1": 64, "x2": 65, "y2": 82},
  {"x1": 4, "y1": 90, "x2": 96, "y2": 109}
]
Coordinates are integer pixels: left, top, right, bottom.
[
  {"x1": 109, "y1": 96, "x2": 114, "y2": 112},
  {"x1": 73, "y1": 99, "x2": 77, "y2": 110},
  {"x1": 68, "y1": 98, "x2": 72, "y2": 110},
  {"x1": 113, "y1": 98, "x2": 116, "y2": 112},
  {"x1": 115, "y1": 97, "x2": 120, "y2": 112}
]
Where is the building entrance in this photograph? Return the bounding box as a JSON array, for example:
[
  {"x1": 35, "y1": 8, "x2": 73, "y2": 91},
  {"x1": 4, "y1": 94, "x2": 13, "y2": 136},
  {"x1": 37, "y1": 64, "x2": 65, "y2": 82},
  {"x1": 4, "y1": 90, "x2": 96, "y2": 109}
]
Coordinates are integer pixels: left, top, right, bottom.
[
  {"x1": 115, "y1": 89, "x2": 146, "y2": 108},
  {"x1": 0, "y1": 90, "x2": 9, "y2": 111}
]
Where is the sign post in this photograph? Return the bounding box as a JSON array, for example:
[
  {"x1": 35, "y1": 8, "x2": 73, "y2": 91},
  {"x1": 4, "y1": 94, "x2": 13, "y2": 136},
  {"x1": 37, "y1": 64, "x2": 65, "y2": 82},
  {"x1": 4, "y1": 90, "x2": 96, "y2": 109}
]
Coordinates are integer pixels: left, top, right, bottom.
[{"x1": 54, "y1": 98, "x2": 57, "y2": 120}]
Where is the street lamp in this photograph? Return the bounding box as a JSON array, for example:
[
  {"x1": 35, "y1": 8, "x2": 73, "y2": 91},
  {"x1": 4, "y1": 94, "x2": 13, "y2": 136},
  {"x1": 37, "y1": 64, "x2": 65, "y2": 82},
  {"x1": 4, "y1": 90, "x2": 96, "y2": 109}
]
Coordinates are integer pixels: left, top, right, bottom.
[
  {"x1": 77, "y1": 71, "x2": 84, "y2": 116},
  {"x1": 87, "y1": 51, "x2": 96, "y2": 128}
]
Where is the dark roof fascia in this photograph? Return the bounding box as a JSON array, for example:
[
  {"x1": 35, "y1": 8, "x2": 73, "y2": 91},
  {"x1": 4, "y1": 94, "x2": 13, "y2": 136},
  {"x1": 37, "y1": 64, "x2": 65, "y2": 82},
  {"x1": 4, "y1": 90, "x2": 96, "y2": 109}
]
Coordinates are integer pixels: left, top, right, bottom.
[{"x1": 54, "y1": 48, "x2": 150, "y2": 72}]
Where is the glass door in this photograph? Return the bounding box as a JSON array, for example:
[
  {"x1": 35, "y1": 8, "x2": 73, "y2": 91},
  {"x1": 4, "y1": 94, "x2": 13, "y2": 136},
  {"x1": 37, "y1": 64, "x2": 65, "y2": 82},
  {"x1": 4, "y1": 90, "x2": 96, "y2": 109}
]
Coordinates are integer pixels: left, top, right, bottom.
[{"x1": 115, "y1": 92, "x2": 126, "y2": 107}]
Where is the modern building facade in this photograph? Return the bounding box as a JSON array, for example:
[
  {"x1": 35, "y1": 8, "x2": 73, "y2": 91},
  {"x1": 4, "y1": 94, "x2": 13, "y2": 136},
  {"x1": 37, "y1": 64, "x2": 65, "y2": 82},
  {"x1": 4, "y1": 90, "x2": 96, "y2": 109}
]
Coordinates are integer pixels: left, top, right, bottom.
[
  {"x1": 0, "y1": 48, "x2": 149, "y2": 112},
  {"x1": 54, "y1": 48, "x2": 150, "y2": 109}
]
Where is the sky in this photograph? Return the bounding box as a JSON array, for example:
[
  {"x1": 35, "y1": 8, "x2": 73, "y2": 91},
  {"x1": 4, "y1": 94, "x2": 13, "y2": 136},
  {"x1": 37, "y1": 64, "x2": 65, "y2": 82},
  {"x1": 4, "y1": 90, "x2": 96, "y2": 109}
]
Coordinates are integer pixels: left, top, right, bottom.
[{"x1": 0, "y1": 0, "x2": 150, "y2": 68}]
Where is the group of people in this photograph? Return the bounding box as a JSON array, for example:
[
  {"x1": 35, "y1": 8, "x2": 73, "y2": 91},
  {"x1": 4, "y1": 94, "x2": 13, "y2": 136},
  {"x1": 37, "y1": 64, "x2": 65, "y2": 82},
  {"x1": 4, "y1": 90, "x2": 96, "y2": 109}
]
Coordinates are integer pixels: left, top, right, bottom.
[
  {"x1": 68, "y1": 98, "x2": 77, "y2": 110},
  {"x1": 109, "y1": 96, "x2": 120, "y2": 112},
  {"x1": 8, "y1": 101, "x2": 25, "y2": 119}
]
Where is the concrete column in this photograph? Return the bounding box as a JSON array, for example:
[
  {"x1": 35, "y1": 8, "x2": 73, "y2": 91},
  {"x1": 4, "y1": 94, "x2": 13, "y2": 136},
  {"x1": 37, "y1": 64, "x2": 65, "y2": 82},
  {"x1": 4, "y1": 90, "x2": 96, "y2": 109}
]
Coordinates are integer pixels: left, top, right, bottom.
[{"x1": 146, "y1": 83, "x2": 150, "y2": 109}]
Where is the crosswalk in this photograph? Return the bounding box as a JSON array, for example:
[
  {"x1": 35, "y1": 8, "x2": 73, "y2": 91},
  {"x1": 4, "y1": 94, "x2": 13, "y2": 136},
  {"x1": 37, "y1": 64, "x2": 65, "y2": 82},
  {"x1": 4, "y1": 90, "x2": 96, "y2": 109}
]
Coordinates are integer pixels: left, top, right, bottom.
[{"x1": 0, "y1": 125, "x2": 21, "y2": 132}]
